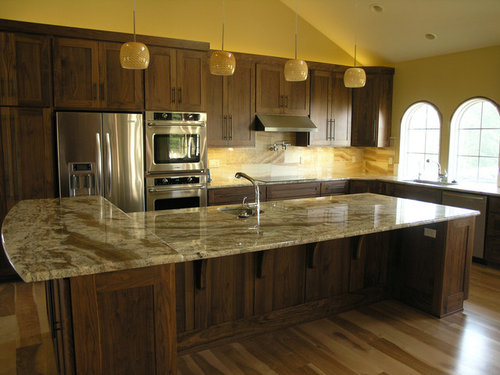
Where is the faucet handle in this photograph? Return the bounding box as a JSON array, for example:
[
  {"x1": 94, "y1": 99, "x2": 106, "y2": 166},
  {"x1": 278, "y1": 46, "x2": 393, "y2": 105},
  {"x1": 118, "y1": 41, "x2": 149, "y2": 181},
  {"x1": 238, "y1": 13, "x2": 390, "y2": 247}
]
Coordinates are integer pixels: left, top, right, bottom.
[{"x1": 242, "y1": 196, "x2": 248, "y2": 207}]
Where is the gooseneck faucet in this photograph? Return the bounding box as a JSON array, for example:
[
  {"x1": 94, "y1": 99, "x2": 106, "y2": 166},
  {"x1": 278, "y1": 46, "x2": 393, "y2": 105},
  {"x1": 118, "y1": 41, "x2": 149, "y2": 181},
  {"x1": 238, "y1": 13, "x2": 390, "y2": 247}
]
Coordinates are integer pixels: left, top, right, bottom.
[
  {"x1": 426, "y1": 159, "x2": 447, "y2": 182},
  {"x1": 235, "y1": 172, "x2": 260, "y2": 223}
]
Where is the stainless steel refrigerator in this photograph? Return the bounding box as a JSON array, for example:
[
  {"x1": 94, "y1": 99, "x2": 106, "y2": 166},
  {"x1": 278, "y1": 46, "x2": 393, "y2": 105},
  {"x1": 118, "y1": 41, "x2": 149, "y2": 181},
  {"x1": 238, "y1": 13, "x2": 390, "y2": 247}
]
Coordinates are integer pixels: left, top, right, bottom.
[{"x1": 56, "y1": 112, "x2": 144, "y2": 213}]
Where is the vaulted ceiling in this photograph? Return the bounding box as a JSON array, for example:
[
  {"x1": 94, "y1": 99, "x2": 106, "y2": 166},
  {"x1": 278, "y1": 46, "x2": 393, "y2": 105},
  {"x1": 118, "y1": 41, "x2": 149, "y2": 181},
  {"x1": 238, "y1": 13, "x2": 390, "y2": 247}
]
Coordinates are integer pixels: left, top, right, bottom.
[{"x1": 280, "y1": 0, "x2": 500, "y2": 64}]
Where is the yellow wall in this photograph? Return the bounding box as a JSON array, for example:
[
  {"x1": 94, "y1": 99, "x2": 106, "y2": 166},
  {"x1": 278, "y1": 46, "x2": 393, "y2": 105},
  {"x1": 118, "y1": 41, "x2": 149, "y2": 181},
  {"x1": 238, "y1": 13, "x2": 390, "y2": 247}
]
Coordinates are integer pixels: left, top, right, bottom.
[
  {"x1": 0, "y1": 0, "x2": 355, "y2": 65},
  {"x1": 392, "y1": 46, "x2": 500, "y2": 169}
]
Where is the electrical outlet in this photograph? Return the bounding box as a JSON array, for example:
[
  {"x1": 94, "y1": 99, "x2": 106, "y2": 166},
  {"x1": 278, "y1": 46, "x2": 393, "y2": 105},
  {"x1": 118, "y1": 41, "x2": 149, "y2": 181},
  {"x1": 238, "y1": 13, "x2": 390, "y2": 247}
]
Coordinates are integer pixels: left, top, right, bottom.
[{"x1": 210, "y1": 159, "x2": 220, "y2": 168}]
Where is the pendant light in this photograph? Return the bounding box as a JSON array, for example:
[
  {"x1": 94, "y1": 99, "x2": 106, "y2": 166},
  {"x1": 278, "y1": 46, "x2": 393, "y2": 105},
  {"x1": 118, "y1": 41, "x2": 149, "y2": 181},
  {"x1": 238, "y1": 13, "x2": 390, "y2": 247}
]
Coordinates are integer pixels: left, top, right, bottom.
[
  {"x1": 209, "y1": 0, "x2": 236, "y2": 76},
  {"x1": 120, "y1": 0, "x2": 150, "y2": 70},
  {"x1": 284, "y1": 0, "x2": 308, "y2": 82},
  {"x1": 344, "y1": 0, "x2": 366, "y2": 88}
]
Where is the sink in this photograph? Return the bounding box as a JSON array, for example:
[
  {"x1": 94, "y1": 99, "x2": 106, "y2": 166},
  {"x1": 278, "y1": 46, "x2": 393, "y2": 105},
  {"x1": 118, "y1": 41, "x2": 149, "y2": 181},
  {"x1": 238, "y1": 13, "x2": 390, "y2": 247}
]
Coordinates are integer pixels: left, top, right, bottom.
[
  {"x1": 218, "y1": 205, "x2": 263, "y2": 218},
  {"x1": 406, "y1": 179, "x2": 458, "y2": 186}
]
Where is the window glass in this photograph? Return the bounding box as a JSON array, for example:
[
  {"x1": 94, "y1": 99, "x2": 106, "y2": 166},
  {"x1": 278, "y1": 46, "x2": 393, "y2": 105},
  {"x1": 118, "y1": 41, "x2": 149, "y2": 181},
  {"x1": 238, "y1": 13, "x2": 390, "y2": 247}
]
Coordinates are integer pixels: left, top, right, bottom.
[
  {"x1": 449, "y1": 98, "x2": 500, "y2": 183},
  {"x1": 399, "y1": 102, "x2": 441, "y2": 179}
]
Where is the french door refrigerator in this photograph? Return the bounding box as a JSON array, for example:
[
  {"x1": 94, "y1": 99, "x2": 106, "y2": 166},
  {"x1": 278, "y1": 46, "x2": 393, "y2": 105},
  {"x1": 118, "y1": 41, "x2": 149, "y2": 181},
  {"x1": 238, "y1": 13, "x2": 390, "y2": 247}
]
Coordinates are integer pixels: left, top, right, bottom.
[{"x1": 56, "y1": 112, "x2": 144, "y2": 213}]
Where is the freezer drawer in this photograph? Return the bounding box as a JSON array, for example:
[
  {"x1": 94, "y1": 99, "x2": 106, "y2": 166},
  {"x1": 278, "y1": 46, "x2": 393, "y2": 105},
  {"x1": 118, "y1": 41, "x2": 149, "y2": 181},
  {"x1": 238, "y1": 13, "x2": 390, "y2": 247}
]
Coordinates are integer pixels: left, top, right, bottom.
[{"x1": 442, "y1": 191, "x2": 487, "y2": 259}]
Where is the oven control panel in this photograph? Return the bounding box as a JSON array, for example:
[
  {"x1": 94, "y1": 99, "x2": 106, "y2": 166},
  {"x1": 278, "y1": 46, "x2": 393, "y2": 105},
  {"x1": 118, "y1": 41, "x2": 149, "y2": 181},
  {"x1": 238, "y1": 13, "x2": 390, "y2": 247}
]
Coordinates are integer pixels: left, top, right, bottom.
[{"x1": 154, "y1": 176, "x2": 200, "y2": 186}]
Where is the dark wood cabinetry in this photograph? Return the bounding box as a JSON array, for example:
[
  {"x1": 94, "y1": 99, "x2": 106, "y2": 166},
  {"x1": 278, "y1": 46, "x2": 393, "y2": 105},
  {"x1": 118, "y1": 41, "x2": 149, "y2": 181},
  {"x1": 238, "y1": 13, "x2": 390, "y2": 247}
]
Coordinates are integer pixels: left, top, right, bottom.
[
  {"x1": 351, "y1": 68, "x2": 394, "y2": 147},
  {"x1": 207, "y1": 56, "x2": 255, "y2": 147},
  {"x1": 320, "y1": 180, "x2": 349, "y2": 196},
  {"x1": 389, "y1": 182, "x2": 442, "y2": 204},
  {"x1": 301, "y1": 70, "x2": 351, "y2": 147},
  {"x1": 207, "y1": 185, "x2": 267, "y2": 206},
  {"x1": 69, "y1": 264, "x2": 177, "y2": 375},
  {"x1": 0, "y1": 32, "x2": 51, "y2": 107},
  {"x1": 266, "y1": 182, "x2": 321, "y2": 201},
  {"x1": 485, "y1": 196, "x2": 500, "y2": 265},
  {"x1": 53, "y1": 38, "x2": 144, "y2": 110},
  {"x1": 0, "y1": 107, "x2": 55, "y2": 212},
  {"x1": 145, "y1": 47, "x2": 205, "y2": 111},
  {"x1": 256, "y1": 63, "x2": 309, "y2": 116},
  {"x1": 0, "y1": 107, "x2": 55, "y2": 281}
]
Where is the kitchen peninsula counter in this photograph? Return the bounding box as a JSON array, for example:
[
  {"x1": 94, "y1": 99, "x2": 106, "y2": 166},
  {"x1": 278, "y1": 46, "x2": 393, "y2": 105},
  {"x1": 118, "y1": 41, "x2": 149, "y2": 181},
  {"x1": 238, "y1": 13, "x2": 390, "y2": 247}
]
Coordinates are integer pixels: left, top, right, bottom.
[
  {"x1": 1, "y1": 194, "x2": 479, "y2": 375},
  {"x1": 2, "y1": 193, "x2": 477, "y2": 282}
]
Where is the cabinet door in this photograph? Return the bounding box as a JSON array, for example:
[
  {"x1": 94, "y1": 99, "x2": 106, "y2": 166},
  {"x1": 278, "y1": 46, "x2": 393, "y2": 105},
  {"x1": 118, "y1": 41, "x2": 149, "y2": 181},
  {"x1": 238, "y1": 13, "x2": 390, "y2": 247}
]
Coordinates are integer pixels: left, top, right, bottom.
[
  {"x1": 1, "y1": 107, "x2": 55, "y2": 212},
  {"x1": 176, "y1": 49, "x2": 205, "y2": 111},
  {"x1": 99, "y1": 42, "x2": 144, "y2": 110},
  {"x1": 485, "y1": 197, "x2": 500, "y2": 264},
  {"x1": 225, "y1": 58, "x2": 255, "y2": 147},
  {"x1": 308, "y1": 70, "x2": 332, "y2": 146},
  {"x1": 70, "y1": 265, "x2": 177, "y2": 375},
  {"x1": 351, "y1": 74, "x2": 378, "y2": 147},
  {"x1": 284, "y1": 75, "x2": 310, "y2": 116},
  {"x1": 256, "y1": 63, "x2": 283, "y2": 114},
  {"x1": 206, "y1": 73, "x2": 226, "y2": 147},
  {"x1": 53, "y1": 38, "x2": 99, "y2": 108},
  {"x1": 145, "y1": 46, "x2": 176, "y2": 110},
  {"x1": 331, "y1": 72, "x2": 352, "y2": 147},
  {"x1": 391, "y1": 183, "x2": 441, "y2": 204},
  {"x1": 320, "y1": 180, "x2": 348, "y2": 196},
  {"x1": 351, "y1": 72, "x2": 393, "y2": 147},
  {"x1": 1, "y1": 33, "x2": 51, "y2": 107}
]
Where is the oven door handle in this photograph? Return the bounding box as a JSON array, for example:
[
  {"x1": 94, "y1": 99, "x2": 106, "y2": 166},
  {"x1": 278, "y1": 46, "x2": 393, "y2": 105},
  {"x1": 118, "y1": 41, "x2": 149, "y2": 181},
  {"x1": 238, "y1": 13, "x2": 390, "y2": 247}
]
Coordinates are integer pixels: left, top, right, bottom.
[
  {"x1": 148, "y1": 185, "x2": 206, "y2": 193},
  {"x1": 147, "y1": 121, "x2": 206, "y2": 127}
]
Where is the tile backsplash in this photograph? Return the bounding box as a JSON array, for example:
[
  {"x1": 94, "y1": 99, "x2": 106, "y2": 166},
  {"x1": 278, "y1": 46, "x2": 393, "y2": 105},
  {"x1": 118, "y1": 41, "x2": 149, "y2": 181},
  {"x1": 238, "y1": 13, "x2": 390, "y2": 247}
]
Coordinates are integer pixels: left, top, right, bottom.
[{"x1": 208, "y1": 132, "x2": 395, "y2": 184}]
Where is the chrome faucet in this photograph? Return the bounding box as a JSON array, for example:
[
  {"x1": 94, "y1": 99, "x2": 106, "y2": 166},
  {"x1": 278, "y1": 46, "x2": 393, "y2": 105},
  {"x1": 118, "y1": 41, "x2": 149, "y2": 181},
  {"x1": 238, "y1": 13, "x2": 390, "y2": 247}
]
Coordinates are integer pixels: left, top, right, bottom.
[
  {"x1": 235, "y1": 172, "x2": 260, "y2": 223},
  {"x1": 426, "y1": 159, "x2": 447, "y2": 181}
]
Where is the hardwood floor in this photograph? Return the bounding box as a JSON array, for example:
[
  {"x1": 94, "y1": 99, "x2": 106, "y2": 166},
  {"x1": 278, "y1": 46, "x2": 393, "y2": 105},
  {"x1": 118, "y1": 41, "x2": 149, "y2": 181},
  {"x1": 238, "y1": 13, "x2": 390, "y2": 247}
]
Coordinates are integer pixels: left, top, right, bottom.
[
  {"x1": 0, "y1": 264, "x2": 499, "y2": 374},
  {"x1": 178, "y1": 264, "x2": 500, "y2": 375}
]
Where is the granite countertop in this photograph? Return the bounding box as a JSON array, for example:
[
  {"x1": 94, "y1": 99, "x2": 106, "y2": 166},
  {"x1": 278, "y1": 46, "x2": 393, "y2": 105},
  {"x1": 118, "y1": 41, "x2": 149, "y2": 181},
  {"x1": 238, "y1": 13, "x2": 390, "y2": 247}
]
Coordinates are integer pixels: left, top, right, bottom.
[
  {"x1": 2, "y1": 194, "x2": 478, "y2": 282},
  {"x1": 208, "y1": 174, "x2": 500, "y2": 196}
]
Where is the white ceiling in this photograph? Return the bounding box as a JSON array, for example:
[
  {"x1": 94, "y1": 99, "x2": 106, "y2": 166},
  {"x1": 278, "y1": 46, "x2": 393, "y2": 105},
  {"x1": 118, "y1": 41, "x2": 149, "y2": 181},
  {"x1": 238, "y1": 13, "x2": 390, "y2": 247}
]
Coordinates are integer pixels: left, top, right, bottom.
[{"x1": 280, "y1": 0, "x2": 500, "y2": 64}]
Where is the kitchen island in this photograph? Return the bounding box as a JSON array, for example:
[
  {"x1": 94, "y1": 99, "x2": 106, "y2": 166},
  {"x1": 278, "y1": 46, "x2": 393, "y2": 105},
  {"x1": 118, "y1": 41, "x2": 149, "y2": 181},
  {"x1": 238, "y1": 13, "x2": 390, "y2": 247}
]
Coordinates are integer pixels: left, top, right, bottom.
[{"x1": 2, "y1": 194, "x2": 478, "y2": 375}]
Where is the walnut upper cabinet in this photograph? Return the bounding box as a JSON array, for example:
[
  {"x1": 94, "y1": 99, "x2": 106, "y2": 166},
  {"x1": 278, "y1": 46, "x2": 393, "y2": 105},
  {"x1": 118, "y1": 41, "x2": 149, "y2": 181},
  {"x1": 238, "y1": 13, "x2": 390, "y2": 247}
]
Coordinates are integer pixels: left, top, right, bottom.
[
  {"x1": 256, "y1": 63, "x2": 309, "y2": 116},
  {"x1": 304, "y1": 70, "x2": 352, "y2": 147},
  {"x1": 53, "y1": 38, "x2": 144, "y2": 110},
  {"x1": 207, "y1": 57, "x2": 255, "y2": 147},
  {"x1": 0, "y1": 32, "x2": 51, "y2": 107},
  {"x1": 145, "y1": 46, "x2": 206, "y2": 111},
  {"x1": 351, "y1": 68, "x2": 394, "y2": 147}
]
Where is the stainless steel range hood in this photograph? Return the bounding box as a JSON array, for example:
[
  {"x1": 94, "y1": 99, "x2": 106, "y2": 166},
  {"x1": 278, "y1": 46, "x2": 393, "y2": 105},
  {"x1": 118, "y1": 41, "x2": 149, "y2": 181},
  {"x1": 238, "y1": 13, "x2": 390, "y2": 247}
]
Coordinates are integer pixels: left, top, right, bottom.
[{"x1": 255, "y1": 114, "x2": 318, "y2": 132}]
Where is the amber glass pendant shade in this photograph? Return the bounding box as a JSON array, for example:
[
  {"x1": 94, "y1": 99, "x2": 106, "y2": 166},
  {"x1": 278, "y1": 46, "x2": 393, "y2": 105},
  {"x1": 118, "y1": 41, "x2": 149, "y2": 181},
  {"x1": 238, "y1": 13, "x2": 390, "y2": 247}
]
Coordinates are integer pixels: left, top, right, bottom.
[
  {"x1": 120, "y1": 1, "x2": 149, "y2": 70},
  {"x1": 120, "y1": 41, "x2": 150, "y2": 69},
  {"x1": 284, "y1": 59, "x2": 308, "y2": 82},
  {"x1": 344, "y1": 67, "x2": 366, "y2": 88},
  {"x1": 285, "y1": 0, "x2": 307, "y2": 82},
  {"x1": 209, "y1": 50, "x2": 236, "y2": 76}
]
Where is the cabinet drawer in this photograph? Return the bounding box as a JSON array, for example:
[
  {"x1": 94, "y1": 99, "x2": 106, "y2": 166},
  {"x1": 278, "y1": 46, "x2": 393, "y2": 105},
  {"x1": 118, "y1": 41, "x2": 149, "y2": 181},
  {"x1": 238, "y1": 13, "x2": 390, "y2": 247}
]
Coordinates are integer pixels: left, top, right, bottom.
[
  {"x1": 391, "y1": 184, "x2": 441, "y2": 204},
  {"x1": 320, "y1": 181, "x2": 348, "y2": 196},
  {"x1": 208, "y1": 186, "x2": 266, "y2": 206},
  {"x1": 266, "y1": 182, "x2": 320, "y2": 201},
  {"x1": 488, "y1": 196, "x2": 500, "y2": 213}
]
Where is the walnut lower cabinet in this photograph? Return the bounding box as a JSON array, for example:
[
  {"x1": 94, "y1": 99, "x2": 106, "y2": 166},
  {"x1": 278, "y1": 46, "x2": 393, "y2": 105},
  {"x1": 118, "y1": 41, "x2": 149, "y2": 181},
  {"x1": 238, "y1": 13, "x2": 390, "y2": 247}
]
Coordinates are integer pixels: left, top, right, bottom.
[{"x1": 48, "y1": 216, "x2": 474, "y2": 374}]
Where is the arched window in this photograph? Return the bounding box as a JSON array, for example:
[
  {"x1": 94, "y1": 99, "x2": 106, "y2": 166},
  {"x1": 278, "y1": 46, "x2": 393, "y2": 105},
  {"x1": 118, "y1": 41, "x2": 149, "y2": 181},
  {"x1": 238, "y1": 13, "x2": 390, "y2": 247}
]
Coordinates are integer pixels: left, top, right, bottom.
[
  {"x1": 399, "y1": 102, "x2": 441, "y2": 179},
  {"x1": 449, "y1": 98, "x2": 500, "y2": 183}
]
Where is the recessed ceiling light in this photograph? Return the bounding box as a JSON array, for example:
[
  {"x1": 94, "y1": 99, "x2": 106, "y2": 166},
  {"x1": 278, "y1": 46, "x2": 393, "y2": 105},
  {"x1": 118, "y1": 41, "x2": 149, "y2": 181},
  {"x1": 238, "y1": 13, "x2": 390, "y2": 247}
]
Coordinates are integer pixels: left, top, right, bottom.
[
  {"x1": 425, "y1": 33, "x2": 437, "y2": 40},
  {"x1": 370, "y1": 4, "x2": 384, "y2": 13}
]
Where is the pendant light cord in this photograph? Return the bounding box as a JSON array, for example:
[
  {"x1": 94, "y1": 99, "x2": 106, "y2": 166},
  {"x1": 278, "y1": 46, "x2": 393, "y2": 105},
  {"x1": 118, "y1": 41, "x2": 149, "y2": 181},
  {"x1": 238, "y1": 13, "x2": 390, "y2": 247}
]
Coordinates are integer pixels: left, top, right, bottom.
[
  {"x1": 133, "y1": 0, "x2": 137, "y2": 42},
  {"x1": 295, "y1": 0, "x2": 298, "y2": 59},
  {"x1": 222, "y1": 0, "x2": 225, "y2": 51},
  {"x1": 353, "y1": 0, "x2": 358, "y2": 67}
]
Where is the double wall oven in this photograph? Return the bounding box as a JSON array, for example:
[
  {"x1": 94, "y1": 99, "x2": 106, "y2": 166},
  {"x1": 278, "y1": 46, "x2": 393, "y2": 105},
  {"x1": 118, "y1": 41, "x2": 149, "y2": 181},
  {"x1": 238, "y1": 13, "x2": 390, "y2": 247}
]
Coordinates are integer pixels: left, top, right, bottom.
[{"x1": 145, "y1": 111, "x2": 207, "y2": 211}]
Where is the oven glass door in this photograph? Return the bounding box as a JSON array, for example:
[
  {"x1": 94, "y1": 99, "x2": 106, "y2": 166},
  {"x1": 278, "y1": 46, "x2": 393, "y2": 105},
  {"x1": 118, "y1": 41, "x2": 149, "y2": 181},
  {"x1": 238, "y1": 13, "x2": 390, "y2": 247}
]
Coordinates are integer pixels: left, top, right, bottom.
[
  {"x1": 147, "y1": 187, "x2": 207, "y2": 211},
  {"x1": 154, "y1": 134, "x2": 200, "y2": 164}
]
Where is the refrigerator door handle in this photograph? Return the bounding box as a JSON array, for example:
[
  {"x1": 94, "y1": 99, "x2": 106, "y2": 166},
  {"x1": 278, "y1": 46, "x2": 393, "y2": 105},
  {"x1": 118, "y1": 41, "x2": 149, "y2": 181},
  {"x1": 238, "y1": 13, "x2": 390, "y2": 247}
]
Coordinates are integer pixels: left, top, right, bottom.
[
  {"x1": 96, "y1": 133, "x2": 102, "y2": 196},
  {"x1": 106, "y1": 132, "x2": 112, "y2": 198}
]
